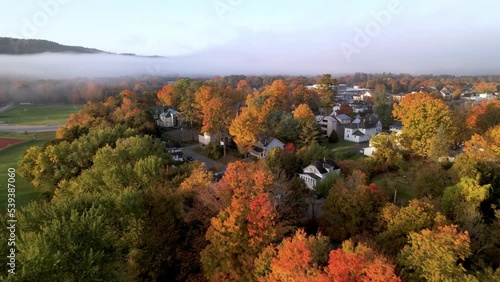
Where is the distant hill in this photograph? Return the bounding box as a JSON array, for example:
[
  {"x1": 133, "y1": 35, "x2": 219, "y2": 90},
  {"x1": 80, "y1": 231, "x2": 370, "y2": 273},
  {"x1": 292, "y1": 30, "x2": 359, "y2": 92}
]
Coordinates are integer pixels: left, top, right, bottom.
[{"x1": 0, "y1": 37, "x2": 107, "y2": 55}]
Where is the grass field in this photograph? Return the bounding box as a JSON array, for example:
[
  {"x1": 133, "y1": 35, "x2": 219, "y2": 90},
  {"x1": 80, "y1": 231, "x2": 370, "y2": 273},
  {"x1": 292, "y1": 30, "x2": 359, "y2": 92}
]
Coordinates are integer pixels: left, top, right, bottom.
[
  {"x1": 0, "y1": 132, "x2": 54, "y2": 211},
  {"x1": 0, "y1": 104, "x2": 82, "y2": 125}
]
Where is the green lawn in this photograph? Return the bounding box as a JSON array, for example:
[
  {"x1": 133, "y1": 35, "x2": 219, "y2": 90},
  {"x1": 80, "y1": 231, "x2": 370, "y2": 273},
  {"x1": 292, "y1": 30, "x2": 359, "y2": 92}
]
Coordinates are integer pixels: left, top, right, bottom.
[
  {"x1": 323, "y1": 139, "x2": 360, "y2": 153},
  {"x1": 0, "y1": 104, "x2": 82, "y2": 125},
  {"x1": 0, "y1": 132, "x2": 54, "y2": 211}
]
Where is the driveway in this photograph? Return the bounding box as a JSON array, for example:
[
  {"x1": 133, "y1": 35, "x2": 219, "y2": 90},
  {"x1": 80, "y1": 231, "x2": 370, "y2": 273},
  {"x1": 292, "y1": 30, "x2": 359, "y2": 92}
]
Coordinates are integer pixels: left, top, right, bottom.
[{"x1": 182, "y1": 144, "x2": 226, "y2": 172}]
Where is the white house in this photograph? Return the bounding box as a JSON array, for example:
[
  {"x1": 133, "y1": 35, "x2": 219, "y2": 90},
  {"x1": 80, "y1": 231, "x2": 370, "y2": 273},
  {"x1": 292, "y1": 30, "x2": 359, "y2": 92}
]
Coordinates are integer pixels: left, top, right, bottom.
[
  {"x1": 198, "y1": 132, "x2": 217, "y2": 146},
  {"x1": 158, "y1": 109, "x2": 181, "y2": 128},
  {"x1": 344, "y1": 115, "x2": 382, "y2": 143},
  {"x1": 250, "y1": 137, "x2": 284, "y2": 159},
  {"x1": 299, "y1": 159, "x2": 341, "y2": 190}
]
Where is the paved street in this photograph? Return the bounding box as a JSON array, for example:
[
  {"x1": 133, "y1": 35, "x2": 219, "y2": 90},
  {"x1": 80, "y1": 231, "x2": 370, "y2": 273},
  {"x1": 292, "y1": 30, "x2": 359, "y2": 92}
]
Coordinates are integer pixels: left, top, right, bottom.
[
  {"x1": 0, "y1": 125, "x2": 63, "y2": 133},
  {"x1": 182, "y1": 144, "x2": 226, "y2": 172}
]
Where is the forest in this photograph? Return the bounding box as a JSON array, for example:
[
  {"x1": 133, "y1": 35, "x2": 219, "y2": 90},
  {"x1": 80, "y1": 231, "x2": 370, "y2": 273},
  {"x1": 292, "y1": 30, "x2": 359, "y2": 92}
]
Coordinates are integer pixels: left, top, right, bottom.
[{"x1": 1, "y1": 74, "x2": 499, "y2": 281}]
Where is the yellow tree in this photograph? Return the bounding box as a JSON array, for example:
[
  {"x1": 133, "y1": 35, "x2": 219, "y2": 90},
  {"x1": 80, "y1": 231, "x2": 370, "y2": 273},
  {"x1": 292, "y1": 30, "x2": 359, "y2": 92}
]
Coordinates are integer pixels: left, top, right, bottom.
[
  {"x1": 229, "y1": 107, "x2": 259, "y2": 154},
  {"x1": 293, "y1": 103, "x2": 315, "y2": 122},
  {"x1": 464, "y1": 124, "x2": 500, "y2": 162},
  {"x1": 194, "y1": 85, "x2": 215, "y2": 121},
  {"x1": 263, "y1": 79, "x2": 290, "y2": 111},
  {"x1": 393, "y1": 92, "x2": 452, "y2": 157},
  {"x1": 201, "y1": 97, "x2": 234, "y2": 156},
  {"x1": 399, "y1": 225, "x2": 476, "y2": 281}
]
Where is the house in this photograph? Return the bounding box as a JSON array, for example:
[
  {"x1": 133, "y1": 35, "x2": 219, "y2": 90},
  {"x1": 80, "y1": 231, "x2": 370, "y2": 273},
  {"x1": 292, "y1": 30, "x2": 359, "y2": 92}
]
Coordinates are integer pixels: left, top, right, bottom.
[
  {"x1": 316, "y1": 115, "x2": 338, "y2": 137},
  {"x1": 440, "y1": 87, "x2": 454, "y2": 99},
  {"x1": 158, "y1": 109, "x2": 181, "y2": 128},
  {"x1": 344, "y1": 115, "x2": 382, "y2": 143},
  {"x1": 359, "y1": 146, "x2": 376, "y2": 157},
  {"x1": 198, "y1": 132, "x2": 233, "y2": 146},
  {"x1": 389, "y1": 122, "x2": 403, "y2": 134},
  {"x1": 167, "y1": 146, "x2": 184, "y2": 162},
  {"x1": 299, "y1": 159, "x2": 341, "y2": 190},
  {"x1": 250, "y1": 137, "x2": 284, "y2": 158},
  {"x1": 199, "y1": 132, "x2": 217, "y2": 146},
  {"x1": 171, "y1": 151, "x2": 184, "y2": 162},
  {"x1": 391, "y1": 93, "x2": 407, "y2": 103}
]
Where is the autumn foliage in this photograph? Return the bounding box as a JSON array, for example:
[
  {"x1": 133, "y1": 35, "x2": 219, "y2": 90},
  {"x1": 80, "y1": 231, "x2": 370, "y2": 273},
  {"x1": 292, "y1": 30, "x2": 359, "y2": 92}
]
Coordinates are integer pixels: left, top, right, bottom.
[
  {"x1": 293, "y1": 103, "x2": 315, "y2": 121},
  {"x1": 393, "y1": 92, "x2": 452, "y2": 156}
]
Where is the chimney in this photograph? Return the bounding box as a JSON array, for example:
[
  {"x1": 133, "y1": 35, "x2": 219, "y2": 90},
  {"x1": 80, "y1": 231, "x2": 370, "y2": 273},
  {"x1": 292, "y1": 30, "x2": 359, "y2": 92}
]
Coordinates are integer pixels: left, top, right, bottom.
[{"x1": 323, "y1": 156, "x2": 326, "y2": 163}]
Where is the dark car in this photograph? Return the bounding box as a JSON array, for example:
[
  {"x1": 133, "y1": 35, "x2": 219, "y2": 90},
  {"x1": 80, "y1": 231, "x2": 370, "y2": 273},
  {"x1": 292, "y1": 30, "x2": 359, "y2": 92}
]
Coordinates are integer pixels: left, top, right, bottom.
[{"x1": 185, "y1": 156, "x2": 195, "y2": 162}]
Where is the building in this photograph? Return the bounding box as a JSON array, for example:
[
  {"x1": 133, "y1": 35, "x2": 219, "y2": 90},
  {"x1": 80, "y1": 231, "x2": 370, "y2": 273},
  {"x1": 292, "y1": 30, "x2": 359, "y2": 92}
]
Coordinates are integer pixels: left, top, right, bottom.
[
  {"x1": 344, "y1": 115, "x2": 382, "y2": 143},
  {"x1": 389, "y1": 122, "x2": 403, "y2": 134},
  {"x1": 198, "y1": 132, "x2": 232, "y2": 147},
  {"x1": 359, "y1": 146, "x2": 376, "y2": 157},
  {"x1": 250, "y1": 137, "x2": 284, "y2": 159},
  {"x1": 335, "y1": 114, "x2": 352, "y2": 125},
  {"x1": 299, "y1": 159, "x2": 341, "y2": 190},
  {"x1": 316, "y1": 115, "x2": 338, "y2": 137},
  {"x1": 158, "y1": 109, "x2": 181, "y2": 128}
]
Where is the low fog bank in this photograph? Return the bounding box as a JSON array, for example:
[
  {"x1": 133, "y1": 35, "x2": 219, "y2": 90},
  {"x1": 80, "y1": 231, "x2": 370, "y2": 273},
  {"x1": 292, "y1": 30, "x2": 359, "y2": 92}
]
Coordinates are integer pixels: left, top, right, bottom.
[{"x1": 1, "y1": 25, "x2": 500, "y2": 80}]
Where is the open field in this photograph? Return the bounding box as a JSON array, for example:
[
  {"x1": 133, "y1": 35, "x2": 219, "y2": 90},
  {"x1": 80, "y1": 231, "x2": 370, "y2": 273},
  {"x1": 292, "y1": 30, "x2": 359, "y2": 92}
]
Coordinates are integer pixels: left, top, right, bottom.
[
  {"x1": 0, "y1": 104, "x2": 82, "y2": 125},
  {"x1": 0, "y1": 132, "x2": 54, "y2": 211}
]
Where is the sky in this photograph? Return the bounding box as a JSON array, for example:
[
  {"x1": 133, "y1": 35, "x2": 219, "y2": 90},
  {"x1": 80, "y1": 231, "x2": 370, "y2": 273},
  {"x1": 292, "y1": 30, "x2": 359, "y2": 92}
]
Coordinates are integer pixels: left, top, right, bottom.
[{"x1": 1, "y1": 0, "x2": 499, "y2": 77}]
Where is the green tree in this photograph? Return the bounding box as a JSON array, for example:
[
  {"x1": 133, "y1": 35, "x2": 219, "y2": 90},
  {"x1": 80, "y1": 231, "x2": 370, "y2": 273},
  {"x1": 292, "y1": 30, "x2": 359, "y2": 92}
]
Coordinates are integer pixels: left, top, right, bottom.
[
  {"x1": 429, "y1": 123, "x2": 452, "y2": 161},
  {"x1": 376, "y1": 199, "x2": 447, "y2": 256},
  {"x1": 317, "y1": 74, "x2": 337, "y2": 115},
  {"x1": 370, "y1": 132, "x2": 403, "y2": 170},
  {"x1": 299, "y1": 120, "x2": 323, "y2": 146},
  {"x1": 328, "y1": 130, "x2": 339, "y2": 144},
  {"x1": 441, "y1": 177, "x2": 490, "y2": 223},
  {"x1": 320, "y1": 171, "x2": 388, "y2": 241}
]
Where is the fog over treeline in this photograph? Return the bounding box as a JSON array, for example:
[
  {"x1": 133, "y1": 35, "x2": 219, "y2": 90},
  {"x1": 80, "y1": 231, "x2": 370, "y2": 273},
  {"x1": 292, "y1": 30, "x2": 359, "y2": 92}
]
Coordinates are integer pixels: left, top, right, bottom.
[{"x1": 2, "y1": 25, "x2": 500, "y2": 80}]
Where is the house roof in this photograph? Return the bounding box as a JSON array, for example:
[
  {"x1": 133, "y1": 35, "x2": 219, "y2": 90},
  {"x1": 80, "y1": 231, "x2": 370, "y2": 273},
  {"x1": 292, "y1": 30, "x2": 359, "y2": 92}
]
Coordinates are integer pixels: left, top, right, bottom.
[
  {"x1": 346, "y1": 115, "x2": 380, "y2": 130},
  {"x1": 322, "y1": 116, "x2": 337, "y2": 122},
  {"x1": 352, "y1": 130, "x2": 365, "y2": 136},
  {"x1": 257, "y1": 136, "x2": 283, "y2": 148},
  {"x1": 310, "y1": 159, "x2": 340, "y2": 174},
  {"x1": 336, "y1": 114, "x2": 351, "y2": 120},
  {"x1": 357, "y1": 115, "x2": 380, "y2": 129},
  {"x1": 390, "y1": 122, "x2": 402, "y2": 128}
]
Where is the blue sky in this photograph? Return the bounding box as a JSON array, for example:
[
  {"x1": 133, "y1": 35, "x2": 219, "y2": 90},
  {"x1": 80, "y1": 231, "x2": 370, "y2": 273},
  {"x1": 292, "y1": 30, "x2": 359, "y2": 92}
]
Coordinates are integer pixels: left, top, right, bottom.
[{"x1": 1, "y1": 0, "x2": 499, "y2": 75}]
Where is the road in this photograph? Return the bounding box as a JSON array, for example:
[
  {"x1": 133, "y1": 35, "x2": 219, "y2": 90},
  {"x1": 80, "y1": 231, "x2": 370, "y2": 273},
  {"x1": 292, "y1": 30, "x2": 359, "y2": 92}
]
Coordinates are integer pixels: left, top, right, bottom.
[
  {"x1": 182, "y1": 144, "x2": 226, "y2": 172},
  {"x1": 0, "y1": 103, "x2": 15, "y2": 114},
  {"x1": 0, "y1": 125, "x2": 63, "y2": 133}
]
